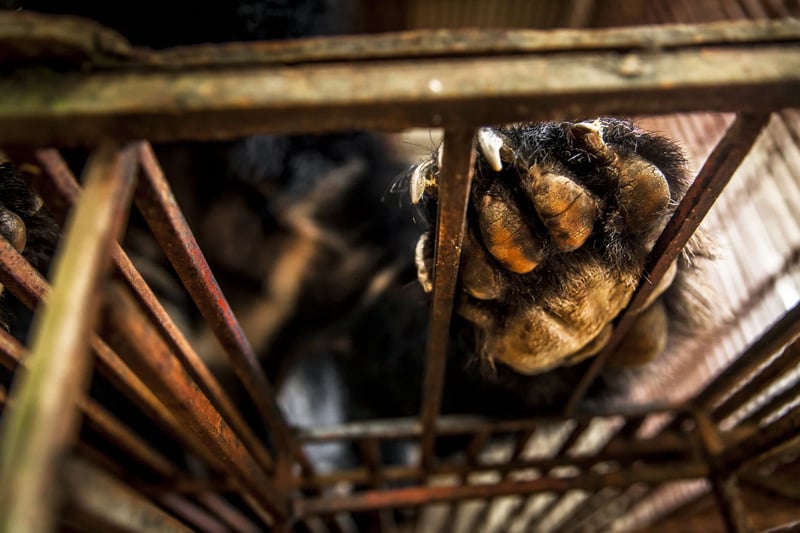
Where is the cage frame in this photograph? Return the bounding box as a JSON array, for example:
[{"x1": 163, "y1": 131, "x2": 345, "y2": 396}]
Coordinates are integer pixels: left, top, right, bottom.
[{"x1": 0, "y1": 11, "x2": 799, "y2": 532}]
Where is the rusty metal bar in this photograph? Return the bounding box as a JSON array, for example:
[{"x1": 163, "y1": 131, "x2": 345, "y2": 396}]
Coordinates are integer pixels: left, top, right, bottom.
[
  {"x1": 552, "y1": 488, "x2": 621, "y2": 533},
  {"x1": 196, "y1": 494, "x2": 262, "y2": 533},
  {"x1": 737, "y1": 382, "x2": 799, "y2": 427},
  {"x1": 26, "y1": 147, "x2": 275, "y2": 474},
  {"x1": 1, "y1": 29, "x2": 799, "y2": 145},
  {"x1": 101, "y1": 281, "x2": 289, "y2": 520},
  {"x1": 419, "y1": 129, "x2": 476, "y2": 468},
  {"x1": 712, "y1": 340, "x2": 800, "y2": 423},
  {"x1": 62, "y1": 457, "x2": 191, "y2": 533},
  {"x1": 474, "y1": 428, "x2": 536, "y2": 531},
  {"x1": 549, "y1": 417, "x2": 652, "y2": 532},
  {"x1": 0, "y1": 199, "x2": 258, "y2": 481},
  {"x1": 0, "y1": 143, "x2": 137, "y2": 532},
  {"x1": 436, "y1": 426, "x2": 493, "y2": 532},
  {"x1": 4, "y1": 12, "x2": 800, "y2": 69},
  {"x1": 565, "y1": 112, "x2": 772, "y2": 416},
  {"x1": 719, "y1": 403, "x2": 800, "y2": 473},
  {"x1": 298, "y1": 404, "x2": 680, "y2": 443},
  {"x1": 297, "y1": 430, "x2": 693, "y2": 490},
  {"x1": 695, "y1": 300, "x2": 800, "y2": 412},
  {"x1": 466, "y1": 428, "x2": 536, "y2": 532},
  {"x1": 147, "y1": 19, "x2": 800, "y2": 68},
  {"x1": 134, "y1": 142, "x2": 307, "y2": 471},
  {"x1": 358, "y1": 438, "x2": 396, "y2": 533},
  {"x1": 296, "y1": 462, "x2": 709, "y2": 517},
  {"x1": 2, "y1": 385, "x2": 177, "y2": 485},
  {"x1": 158, "y1": 494, "x2": 228, "y2": 533},
  {"x1": 523, "y1": 420, "x2": 594, "y2": 531},
  {"x1": 694, "y1": 410, "x2": 753, "y2": 533}
]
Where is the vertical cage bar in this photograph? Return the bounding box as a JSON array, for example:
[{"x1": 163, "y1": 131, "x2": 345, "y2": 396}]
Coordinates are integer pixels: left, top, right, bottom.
[
  {"x1": 693, "y1": 410, "x2": 752, "y2": 533},
  {"x1": 134, "y1": 142, "x2": 308, "y2": 470},
  {"x1": 468, "y1": 428, "x2": 537, "y2": 532},
  {"x1": 0, "y1": 200, "x2": 256, "y2": 482},
  {"x1": 102, "y1": 281, "x2": 289, "y2": 521},
  {"x1": 0, "y1": 143, "x2": 137, "y2": 532},
  {"x1": 27, "y1": 148, "x2": 275, "y2": 473},
  {"x1": 62, "y1": 457, "x2": 191, "y2": 533},
  {"x1": 521, "y1": 420, "x2": 592, "y2": 531},
  {"x1": 358, "y1": 437, "x2": 396, "y2": 533},
  {"x1": 565, "y1": 112, "x2": 772, "y2": 416},
  {"x1": 419, "y1": 129, "x2": 476, "y2": 468}
]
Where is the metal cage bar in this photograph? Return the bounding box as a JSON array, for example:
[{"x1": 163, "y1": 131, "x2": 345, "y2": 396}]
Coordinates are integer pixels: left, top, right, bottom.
[
  {"x1": 0, "y1": 11, "x2": 799, "y2": 531},
  {"x1": 0, "y1": 144, "x2": 137, "y2": 531}
]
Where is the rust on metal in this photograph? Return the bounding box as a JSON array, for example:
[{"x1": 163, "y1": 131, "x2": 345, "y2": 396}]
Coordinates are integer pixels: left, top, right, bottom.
[
  {"x1": 134, "y1": 142, "x2": 308, "y2": 471},
  {"x1": 148, "y1": 19, "x2": 800, "y2": 68},
  {"x1": 523, "y1": 420, "x2": 594, "y2": 531},
  {"x1": 27, "y1": 147, "x2": 275, "y2": 474},
  {"x1": 157, "y1": 494, "x2": 229, "y2": 533},
  {"x1": 0, "y1": 143, "x2": 137, "y2": 532},
  {"x1": 0, "y1": 11, "x2": 134, "y2": 65},
  {"x1": 0, "y1": 31, "x2": 798, "y2": 145},
  {"x1": 0, "y1": 191, "x2": 238, "y2": 477},
  {"x1": 102, "y1": 281, "x2": 288, "y2": 519},
  {"x1": 296, "y1": 462, "x2": 709, "y2": 516},
  {"x1": 62, "y1": 457, "x2": 191, "y2": 533},
  {"x1": 719, "y1": 403, "x2": 800, "y2": 473},
  {"x1": 296, "y1": 431, "x2": 694, "y2": 490},
  {"x1": 711, "y1": 340, "x2": 800, "y2": 423},
  {"x1": 0, "y1": 330, "x2": 179, "y2": 480},
  {"x1": 0, "y1": 233, "x2": 49, "y2": 309},
  {"x1": 419, "y1": 129, "x2": 477, "y2": 468},
  {"x1": 693, "y1": 410, "x2": 752, "y2": 533},
  {"x1": 565, "y1": 112, "x2": 772, "y2": 416},
  {"x1": 695, "y1": 300, "x2": 800, "y2": 413}
]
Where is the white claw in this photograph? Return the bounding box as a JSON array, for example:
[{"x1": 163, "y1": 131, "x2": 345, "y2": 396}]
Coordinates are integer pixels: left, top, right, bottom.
[
  {"x1": 436, "y1": 142, "x2": 444, "y2": 169},
  {"x1": 478, "y1": 128, "x2": 504, "y2": 172},
  {"x1": 409, "y1": 164, "x2": 425, "y2": 205}
]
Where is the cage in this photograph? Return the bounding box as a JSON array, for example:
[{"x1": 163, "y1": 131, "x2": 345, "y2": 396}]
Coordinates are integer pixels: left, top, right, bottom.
[{"x1": 0, "y1": 1, "x2": 799, "y2": 532}]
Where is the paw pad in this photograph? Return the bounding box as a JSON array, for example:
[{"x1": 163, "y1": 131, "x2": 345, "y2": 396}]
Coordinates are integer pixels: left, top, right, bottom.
[{"x1": 410, "y1": 119, "x2": 688, "y2": 376}]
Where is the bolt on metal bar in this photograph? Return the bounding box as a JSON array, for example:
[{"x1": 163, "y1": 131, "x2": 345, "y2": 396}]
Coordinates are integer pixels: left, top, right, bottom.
[
  {"x1": 0, "y1": 143, "x2": 137, "y2": 532},
  {"x1": 565, "y1": 112, "x2": 772, "y2": 416},
  {"x1": 27, "y1": 147, "x2": 275, "y2": 474},
  {"x1": 693, "y1": 410, "x2": 753, "y2": 533},
  {"x1": 134, "y1": 142, "x2": 308, "y2": 471},
  {"x1": 419, "y1": 129, "x2": 476, "y2": 469},
  {"x1": 62, "y1": 456, "x2": 191, "y2": 533},
  {"x1": 296, "y1": 462, "x2": 709, "y2": 517},
  {"x1": 102, "y1": 281, "x2": 289, "y2": 521}
]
